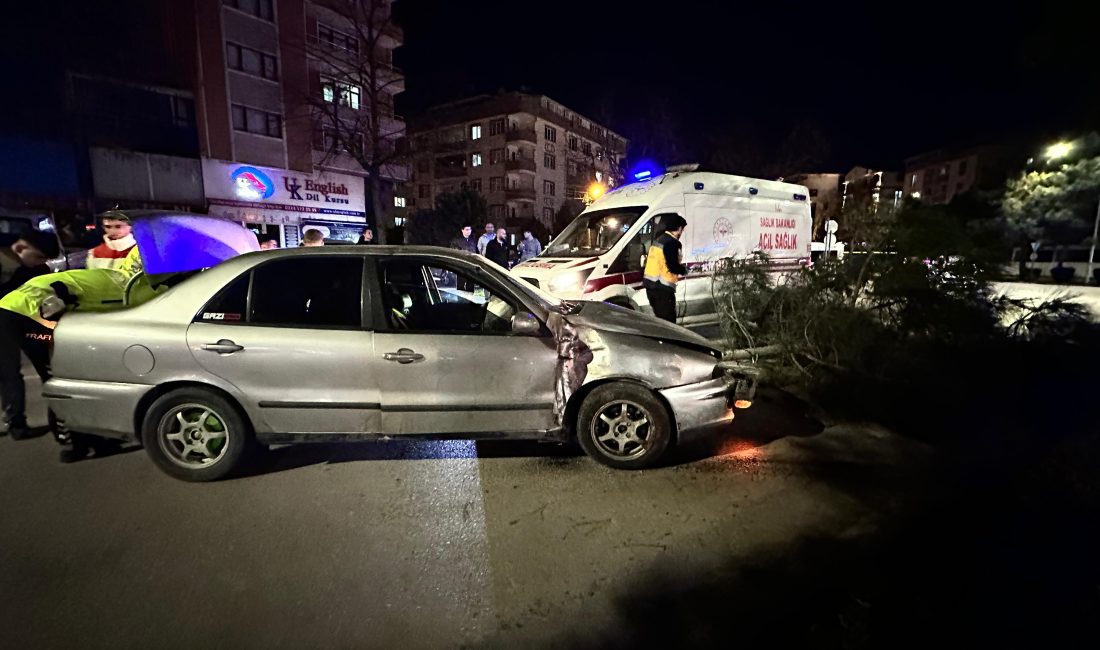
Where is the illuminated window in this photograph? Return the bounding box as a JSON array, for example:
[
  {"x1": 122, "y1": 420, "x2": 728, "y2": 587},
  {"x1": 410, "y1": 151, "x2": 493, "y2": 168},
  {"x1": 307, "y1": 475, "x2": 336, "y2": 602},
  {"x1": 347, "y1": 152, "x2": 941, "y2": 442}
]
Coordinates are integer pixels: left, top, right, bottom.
[
  {"x1": 394, "y1": 197, "x2": 406, "y2": 208},
  {"x1": 470, "y1": 124, "x2": 482, "y2": 140},
  {"x1": 321, "y1": 77, "x2": 361, "y2": 110},
  {"x1": 471, "y1": 153, "x2": 482, "y2": 167}
]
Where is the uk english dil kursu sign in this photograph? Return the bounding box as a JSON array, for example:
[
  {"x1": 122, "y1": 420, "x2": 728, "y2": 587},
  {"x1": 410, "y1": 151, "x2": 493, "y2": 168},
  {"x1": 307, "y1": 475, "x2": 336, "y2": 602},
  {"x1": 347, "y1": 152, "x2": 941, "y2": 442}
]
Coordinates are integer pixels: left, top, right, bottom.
[{"x1": 201, "y1": 159, "x2": 366, "y2": 223}]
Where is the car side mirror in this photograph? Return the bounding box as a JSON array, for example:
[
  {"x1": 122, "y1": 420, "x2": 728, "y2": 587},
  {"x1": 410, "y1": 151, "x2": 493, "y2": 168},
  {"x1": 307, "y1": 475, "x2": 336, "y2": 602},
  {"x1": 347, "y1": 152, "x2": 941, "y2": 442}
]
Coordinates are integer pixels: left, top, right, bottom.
[{"x1": 511, "y1": 311, "x2": 541, "y2": 336}]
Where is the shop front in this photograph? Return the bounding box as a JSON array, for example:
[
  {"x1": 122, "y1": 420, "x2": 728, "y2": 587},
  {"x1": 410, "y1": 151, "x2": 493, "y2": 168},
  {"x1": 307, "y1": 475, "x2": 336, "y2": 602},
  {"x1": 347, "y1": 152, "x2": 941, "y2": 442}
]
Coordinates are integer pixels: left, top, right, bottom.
[{"x1": 201, "y1": 159, "x2": 366, "y2": 247}]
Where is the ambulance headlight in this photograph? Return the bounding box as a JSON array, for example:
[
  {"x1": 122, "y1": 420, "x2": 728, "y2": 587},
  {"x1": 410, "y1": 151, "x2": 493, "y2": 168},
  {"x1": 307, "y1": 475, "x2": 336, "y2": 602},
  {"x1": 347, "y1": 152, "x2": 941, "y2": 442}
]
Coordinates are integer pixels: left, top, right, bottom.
[{"x1": 548, "y1": 271, "x2": 591, "y2": 294}]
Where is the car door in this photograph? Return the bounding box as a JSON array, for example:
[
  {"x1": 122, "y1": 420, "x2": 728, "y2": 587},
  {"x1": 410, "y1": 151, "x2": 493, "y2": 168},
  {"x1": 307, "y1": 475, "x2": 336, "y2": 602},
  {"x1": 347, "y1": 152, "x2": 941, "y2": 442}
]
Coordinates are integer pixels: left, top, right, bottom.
[
  {"x1": 186, "y1": 255, "x2": 383, "y2": 434},
  {"x1": 371, "y1": 256, "x2": 559, "y2": 435}
]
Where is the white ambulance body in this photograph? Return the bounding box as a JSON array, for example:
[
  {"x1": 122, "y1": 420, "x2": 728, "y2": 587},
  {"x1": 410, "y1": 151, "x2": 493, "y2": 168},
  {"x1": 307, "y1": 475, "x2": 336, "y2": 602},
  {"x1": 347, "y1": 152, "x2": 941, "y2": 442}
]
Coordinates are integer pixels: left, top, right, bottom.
[{"x1": 511, "y1": 170, "x2": 813, "y2": 326}]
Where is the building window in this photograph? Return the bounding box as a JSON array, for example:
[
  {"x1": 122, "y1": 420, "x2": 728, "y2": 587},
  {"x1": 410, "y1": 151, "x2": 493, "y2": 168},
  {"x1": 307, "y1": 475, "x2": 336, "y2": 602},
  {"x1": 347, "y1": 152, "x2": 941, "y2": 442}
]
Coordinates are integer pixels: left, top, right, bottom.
[
  {"x1": 470, "y1": 178, "x2": 482, "y2": 193},
  {"x1": 394, "y1": 196, "x2": 406, "y2": 208},
  {"x1": 581, "y1": 141, "x2": 592, "y2": 155},
  {"x1": 489, "y1": 205, "x2": 505, "y2": 219},
  {"x1": 543, "y1": 153, "x2": 556, "y2": 170},
  {"x1": 471, "y1": 153, "x2": 483, "y2": 167},
  {"x1": 543, "y1": 207, "x2": 553, "y2": 222},
  {"x1": 470, "y1": 124, "x2": 482, "y2": 140},
  {"x1": 318, "y1": 23, "x2": 359, "y2": 54},
  {"x1": 544, "y1": 126, "x2": 556, "y2": 142},
  {"x1": 911, "y1": 173, "x2": 918, "y2": 186},
  {"x1": 490, "y1": 177, "x2": 504, "y2": 192},
  {"x1": 226, "y1": 43, "x2": 278, "y2": 81},
  {"x1": 567, "y1": 160, "x2": 578, "y2": 176},
  {"x1": 322, "y1": 128, "x2": 358, "y2": 153},
  {"x1": 223, "y1": 0, "x2": 273, "y2": 22},
  {"x1": 418, "y1": 184, "x2": 430, "y2": 199},
  {"x1": 543, "y1": 180, "x2": 556, "y2": 196},
  {"x1": 489, "y1": 118, "x2": 505, "y2": 136},
  {"x1": 596, "y1": 149, "x2": 603, "y2": 161},
  {"x1": 231, "y1": 104, "x2": 282, "y2": 138},
  {"x1": 321, "y1": 77, "x2": 361, "y2": 110},
  {"x1": 490, "y1": 148, "x2": 504, "y2": 165},
  {"x1": 568, "y1": 135, "x2": 578, "y2": 151}
]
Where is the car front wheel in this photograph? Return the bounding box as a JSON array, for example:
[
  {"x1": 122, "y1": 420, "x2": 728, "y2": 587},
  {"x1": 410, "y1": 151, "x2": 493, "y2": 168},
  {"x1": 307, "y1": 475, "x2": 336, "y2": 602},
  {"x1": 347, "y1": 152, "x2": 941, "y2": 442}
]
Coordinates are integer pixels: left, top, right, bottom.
[
  {"x1": 576, "y1": 382, "x2": 673, "y2": 470},
  {"x1": 142, "y1": 388, "x2": 251, "y2": 482}
]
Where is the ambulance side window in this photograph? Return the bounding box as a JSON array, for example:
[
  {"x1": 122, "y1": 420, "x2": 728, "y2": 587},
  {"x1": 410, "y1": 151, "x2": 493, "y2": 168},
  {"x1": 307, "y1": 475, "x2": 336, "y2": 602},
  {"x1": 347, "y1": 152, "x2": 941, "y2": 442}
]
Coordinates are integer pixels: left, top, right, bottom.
[{"x1": 608, "y1": 220, "x2": 654, "y2": 274}]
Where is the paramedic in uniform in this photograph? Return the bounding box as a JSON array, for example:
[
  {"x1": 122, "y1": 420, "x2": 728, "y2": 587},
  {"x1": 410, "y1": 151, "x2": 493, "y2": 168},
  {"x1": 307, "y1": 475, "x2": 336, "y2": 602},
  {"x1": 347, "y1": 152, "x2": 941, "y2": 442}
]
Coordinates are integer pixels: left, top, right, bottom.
[{"x1": 642, "y1": 213, "x2": 688, "y2": 323}]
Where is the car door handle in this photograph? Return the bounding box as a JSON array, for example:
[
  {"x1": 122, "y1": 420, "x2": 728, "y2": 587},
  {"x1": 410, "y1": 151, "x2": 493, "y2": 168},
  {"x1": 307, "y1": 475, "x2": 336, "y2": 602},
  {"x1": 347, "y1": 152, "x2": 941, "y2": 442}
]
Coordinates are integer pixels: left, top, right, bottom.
[
  {"x1": 383, "y1": 348, "x2": 424, "y2": 364},
  {"x1": 202, "y1": 339, "x2": 244, "y2": 354}
]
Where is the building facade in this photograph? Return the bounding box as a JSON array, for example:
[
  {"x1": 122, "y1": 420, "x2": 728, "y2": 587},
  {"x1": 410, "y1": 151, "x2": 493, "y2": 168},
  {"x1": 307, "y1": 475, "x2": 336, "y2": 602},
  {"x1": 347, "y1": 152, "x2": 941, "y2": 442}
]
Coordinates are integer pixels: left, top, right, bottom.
[
  {"x1": 407, "y1": 92, "x2": 628, "y2": 232},
  {"x1": 193, "y1": 0, "x2": 407, "y2": 245},
  {"x1": 902, "y1": 144, "x2": 1024, "y2": 205},
  {"x1": 842, "y1": 167, "x2": 904, "y2": 217},
  {"x1": 783, "y1": 173, "x2": 841, "y2": 236}
]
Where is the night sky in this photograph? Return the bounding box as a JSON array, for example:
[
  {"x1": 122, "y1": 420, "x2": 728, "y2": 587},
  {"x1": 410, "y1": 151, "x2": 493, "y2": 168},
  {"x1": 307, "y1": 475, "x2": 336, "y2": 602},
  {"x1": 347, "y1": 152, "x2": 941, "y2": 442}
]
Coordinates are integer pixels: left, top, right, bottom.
[
  {"x1": 396, "y1": 0, "x2": 1099, "y2": 172},
  {"x1": 2, "y1": 1, "x2": 1096, "y2": 175}
]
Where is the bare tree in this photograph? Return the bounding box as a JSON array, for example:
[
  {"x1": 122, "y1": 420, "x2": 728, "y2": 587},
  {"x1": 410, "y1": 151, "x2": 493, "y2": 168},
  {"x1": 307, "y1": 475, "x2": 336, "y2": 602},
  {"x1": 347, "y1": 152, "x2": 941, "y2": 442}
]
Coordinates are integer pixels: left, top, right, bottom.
[{"x1": 302, "y1": 0, "x2": 406, "y2": 244}]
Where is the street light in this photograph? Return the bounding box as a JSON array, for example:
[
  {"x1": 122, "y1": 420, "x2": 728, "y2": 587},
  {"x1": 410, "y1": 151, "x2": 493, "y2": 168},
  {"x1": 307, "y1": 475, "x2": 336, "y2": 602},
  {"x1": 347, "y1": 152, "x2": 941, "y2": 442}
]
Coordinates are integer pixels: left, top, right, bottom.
[{"x1": 1045, "y1": 141, "x2": 1073, "y2": 161}]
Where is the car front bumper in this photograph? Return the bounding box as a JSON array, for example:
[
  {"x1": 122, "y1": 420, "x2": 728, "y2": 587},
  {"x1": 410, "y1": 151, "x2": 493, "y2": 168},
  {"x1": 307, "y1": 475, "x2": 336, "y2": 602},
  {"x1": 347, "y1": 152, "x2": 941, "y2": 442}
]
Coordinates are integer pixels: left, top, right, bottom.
[
  {"x1": 658, "y1": 376, "x2": 735, "y2": 444},
  {"x1": 44, "y1": 378, "x2": 150, "y2": 442}
]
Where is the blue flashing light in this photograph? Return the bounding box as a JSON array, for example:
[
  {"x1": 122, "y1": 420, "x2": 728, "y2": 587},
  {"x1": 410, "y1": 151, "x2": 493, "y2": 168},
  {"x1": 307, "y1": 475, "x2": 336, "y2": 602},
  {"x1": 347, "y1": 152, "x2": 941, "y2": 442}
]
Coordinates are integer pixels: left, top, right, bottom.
[
  {"x1": 749, "y1": 187, "x2": 759, "y2": 195},
  {"x1": 634, "y1": 170, "x2": 653, "y2": 180},
  {"x1": 793, "y1": 193, "x2": 807, "y2": 201},
  {"x1": 694, "y1": 182, "x2": 704, "y2": 190}
]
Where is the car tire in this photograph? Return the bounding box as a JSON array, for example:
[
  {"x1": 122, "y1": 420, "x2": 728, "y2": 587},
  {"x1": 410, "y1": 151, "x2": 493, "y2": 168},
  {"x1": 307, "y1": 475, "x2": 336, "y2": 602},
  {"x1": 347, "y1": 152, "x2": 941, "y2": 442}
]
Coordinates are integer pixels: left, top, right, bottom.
[
  {"x1": 142, "y1": 388, "x2": 252, "y2": 482},
  {"x1": 576, "y1": 382, "x2": 673, "y2": 470}
]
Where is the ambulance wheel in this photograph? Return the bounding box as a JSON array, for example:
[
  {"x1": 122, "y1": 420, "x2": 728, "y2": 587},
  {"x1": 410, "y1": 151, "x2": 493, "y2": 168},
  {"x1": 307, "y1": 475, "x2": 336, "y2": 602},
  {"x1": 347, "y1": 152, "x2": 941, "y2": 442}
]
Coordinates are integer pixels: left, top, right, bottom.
[
  {"x1": 142, "y1": 388, "x2": 252, "y2": 482},
  {"x1": 577, "y1": 382, "x2": 672, "y2": 470}
]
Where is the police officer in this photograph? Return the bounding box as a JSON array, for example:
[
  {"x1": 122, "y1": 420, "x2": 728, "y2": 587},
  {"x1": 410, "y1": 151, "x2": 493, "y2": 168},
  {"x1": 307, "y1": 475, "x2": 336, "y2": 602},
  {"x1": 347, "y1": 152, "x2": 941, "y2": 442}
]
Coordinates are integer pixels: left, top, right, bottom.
[
  {"x1": 0, "y1": 260, "x2": 135, "y2": 460},
  {"x1": 642, "y1": 213, "x2": 688, "y2": 323}
]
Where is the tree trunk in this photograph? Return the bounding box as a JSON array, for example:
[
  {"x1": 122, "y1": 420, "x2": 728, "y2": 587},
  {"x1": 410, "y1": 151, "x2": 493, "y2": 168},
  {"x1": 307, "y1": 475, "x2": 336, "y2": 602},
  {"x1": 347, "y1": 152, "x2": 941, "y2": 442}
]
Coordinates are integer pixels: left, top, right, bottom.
[{"x1": 367, "y1": 169, "x2": 387, "y2": 245}]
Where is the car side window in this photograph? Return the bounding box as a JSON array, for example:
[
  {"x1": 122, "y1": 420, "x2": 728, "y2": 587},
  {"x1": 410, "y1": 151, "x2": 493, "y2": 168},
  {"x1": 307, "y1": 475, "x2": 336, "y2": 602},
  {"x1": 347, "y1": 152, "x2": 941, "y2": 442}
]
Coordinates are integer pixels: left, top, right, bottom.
[
  {"x1": 379, "y1": 259, "x2": 517, "y2": 334},
  {"x1": 608, "y1": 220, "x2": 654, "y2": 274},
  {"x1": 197, "y1": 272, "x2": 249, "y2": 323},
  {"x1": 250, "y1": 257, "x2": 363, "y2": 328}
]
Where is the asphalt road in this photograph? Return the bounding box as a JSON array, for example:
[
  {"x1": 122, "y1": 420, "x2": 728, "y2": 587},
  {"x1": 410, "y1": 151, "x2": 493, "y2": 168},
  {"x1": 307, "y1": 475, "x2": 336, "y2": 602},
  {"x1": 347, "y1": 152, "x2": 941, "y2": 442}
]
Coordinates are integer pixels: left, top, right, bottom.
[{"x1": 1, "y1": 360, "x2": 933, "y2": 649}]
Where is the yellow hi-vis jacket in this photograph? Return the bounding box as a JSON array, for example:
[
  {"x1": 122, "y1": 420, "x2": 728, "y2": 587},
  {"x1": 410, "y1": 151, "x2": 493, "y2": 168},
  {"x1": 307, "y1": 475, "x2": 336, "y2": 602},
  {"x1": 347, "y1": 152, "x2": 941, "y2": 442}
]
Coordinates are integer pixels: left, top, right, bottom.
[
  {"x1": 0, "y1": 247, "x2": 147, "y2": 328},
  {"x1": 643, "y1": 233, "x2": 688, "y2": 288}
]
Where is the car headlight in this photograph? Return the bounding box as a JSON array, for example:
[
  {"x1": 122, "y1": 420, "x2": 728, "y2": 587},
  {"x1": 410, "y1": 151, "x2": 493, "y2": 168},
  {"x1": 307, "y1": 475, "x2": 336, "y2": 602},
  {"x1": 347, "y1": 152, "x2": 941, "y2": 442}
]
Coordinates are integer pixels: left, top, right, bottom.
[{"x1": 548, "y1": 271, "x2": 591, "y2": 294}]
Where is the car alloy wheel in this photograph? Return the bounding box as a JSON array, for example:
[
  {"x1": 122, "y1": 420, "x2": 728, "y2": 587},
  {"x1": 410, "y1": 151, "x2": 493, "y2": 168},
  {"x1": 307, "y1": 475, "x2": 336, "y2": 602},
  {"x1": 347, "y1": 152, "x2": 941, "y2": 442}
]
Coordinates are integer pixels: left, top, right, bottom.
[
  {"x1": 158, "y1": 403, "x2": 232, "y2": 469},
  {"x1": 590, "y1": 399, "x2": 653, "y2": 460}
]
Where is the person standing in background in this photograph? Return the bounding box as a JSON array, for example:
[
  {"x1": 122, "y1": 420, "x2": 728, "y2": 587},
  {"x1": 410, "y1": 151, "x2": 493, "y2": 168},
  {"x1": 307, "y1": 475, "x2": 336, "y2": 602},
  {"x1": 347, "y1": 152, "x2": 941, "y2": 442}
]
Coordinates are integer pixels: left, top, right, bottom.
[
  {"x1": 86, "y1": 211, "x2": 136, "y2": 270},
  {"x1": 477, "y1": 223, "x2": 496, "y2": 256},
  {"x1": 518, "y1": 229, "x2": 542, "y2": 262}
]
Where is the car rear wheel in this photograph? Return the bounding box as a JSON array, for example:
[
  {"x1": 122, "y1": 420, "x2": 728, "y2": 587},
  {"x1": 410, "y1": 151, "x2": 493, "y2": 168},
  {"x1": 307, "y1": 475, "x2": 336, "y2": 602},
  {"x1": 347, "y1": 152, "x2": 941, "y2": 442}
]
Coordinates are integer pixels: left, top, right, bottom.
[
  {"x1": 142, "y1": 388, "x2": 251, "y2": 482},
  {"x1": 577, "y1": 382, "x2": 672, "y2": 470}
]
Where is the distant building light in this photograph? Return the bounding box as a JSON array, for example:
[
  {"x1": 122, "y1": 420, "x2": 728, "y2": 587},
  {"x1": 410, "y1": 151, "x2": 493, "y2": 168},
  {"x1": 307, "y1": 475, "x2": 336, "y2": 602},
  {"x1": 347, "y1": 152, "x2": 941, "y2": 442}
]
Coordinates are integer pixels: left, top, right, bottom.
[{"x1": 394, "y1": 196, "x2": 406, "y2": 208}]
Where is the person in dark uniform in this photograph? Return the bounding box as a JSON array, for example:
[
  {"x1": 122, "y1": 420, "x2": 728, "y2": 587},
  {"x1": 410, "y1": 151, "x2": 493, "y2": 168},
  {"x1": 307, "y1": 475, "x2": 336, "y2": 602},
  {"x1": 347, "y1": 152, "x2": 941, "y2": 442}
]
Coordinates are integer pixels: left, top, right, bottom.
[
  {"x1": 484, "y1": 227, "x2": 511, "y2": 268},
  {"x1": 642, "y1": 214, "x2": 688, "y2": 323}
]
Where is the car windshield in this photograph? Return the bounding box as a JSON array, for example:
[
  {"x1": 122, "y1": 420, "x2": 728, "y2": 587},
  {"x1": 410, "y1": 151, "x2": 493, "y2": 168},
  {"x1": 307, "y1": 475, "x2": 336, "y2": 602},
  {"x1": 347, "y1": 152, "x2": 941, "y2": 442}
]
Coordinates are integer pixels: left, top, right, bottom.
[{"x1": 543, "y1": 207, "x2": 646, "y2": 257}]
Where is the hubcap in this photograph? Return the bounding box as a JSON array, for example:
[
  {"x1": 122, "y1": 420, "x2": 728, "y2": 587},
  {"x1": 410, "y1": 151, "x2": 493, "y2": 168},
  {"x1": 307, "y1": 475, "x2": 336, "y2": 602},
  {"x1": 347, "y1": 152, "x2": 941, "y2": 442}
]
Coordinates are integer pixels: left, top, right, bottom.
[
  {"x1": 591, "y1": 400, "x2": 652, "y2": 460},
  {"x1": 158, "y1": 404, "x2": 230, "y2": 469}
]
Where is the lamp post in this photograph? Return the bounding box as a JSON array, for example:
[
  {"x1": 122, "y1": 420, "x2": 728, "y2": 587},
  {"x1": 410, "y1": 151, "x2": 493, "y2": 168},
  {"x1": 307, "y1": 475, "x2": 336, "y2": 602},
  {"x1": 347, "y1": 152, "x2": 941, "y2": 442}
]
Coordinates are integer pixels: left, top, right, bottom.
[{"x1": 1040, "y1": 141, "x2": 1099, "y2": 282}]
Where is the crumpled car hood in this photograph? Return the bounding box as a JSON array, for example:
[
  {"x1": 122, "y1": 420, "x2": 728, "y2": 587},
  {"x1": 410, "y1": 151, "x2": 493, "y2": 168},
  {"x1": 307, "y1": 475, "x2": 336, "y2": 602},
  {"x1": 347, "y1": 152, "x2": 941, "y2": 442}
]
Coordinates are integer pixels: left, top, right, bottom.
[{"x1": 561, "y1": 301, "x2": 718, "y2": 352}]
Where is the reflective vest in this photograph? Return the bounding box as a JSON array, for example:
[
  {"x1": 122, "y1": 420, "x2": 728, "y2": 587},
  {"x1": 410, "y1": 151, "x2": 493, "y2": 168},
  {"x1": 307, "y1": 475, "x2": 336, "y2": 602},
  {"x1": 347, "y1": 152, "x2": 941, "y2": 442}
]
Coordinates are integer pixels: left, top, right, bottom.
[{"x1": 643, "y1": 234, "x2": 683, "y2": 288}]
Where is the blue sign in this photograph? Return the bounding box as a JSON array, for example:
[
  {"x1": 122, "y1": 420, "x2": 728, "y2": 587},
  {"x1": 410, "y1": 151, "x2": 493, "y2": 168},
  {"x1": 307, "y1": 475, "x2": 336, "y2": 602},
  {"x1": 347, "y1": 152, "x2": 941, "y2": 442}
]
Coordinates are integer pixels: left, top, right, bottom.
[{"x1": 231, "y1": 166, "x2": 276, "y2": 200}]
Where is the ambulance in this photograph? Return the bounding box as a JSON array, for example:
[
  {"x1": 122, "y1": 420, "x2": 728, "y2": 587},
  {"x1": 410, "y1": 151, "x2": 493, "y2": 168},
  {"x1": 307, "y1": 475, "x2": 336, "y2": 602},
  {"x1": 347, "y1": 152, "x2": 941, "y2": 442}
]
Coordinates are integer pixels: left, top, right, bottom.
[{"x1": 511, "y1": 167, "x2": 813, "y2": 326}]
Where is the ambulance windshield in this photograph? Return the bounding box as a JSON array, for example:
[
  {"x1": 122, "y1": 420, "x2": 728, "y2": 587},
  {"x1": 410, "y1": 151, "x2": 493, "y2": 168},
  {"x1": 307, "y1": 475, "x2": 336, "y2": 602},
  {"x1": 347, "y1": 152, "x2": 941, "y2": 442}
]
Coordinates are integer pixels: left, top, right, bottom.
[{"x1": 543, "y1": 207, "x2": 646, "y2": 257}]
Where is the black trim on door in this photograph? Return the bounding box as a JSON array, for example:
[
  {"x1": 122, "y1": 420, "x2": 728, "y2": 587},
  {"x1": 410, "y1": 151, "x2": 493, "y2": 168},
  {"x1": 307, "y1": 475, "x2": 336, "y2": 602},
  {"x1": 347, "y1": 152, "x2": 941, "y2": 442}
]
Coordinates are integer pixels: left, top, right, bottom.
[
  {"x1": 381, "y1": 403, "x2": 553, "y2": 413},
  {"x1": 259, "y1": 401, "x2": 382, "y2": 409}
]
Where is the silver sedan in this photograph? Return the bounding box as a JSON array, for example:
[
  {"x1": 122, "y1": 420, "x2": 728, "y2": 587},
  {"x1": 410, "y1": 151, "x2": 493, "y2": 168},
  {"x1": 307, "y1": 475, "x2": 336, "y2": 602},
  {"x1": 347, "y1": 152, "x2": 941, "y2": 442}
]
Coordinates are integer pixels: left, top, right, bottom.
[{"x1": 45, "y1": 247, "x2": 746, "y2": 481}]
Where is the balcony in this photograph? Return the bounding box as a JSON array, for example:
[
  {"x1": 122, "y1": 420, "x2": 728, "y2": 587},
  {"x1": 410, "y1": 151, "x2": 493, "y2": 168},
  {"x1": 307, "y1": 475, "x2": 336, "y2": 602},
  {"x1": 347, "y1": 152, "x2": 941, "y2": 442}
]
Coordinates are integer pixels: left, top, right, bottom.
[
  {"x1": 505, "y1": 128, "x2": 537, "y2": 144},
  {"x1": 437, "y1": 139, "x2": 467, "y2": 152},
  {"x1": 434, "y1": 165, "x2": 467, "y2": 179},
  {"x1": 505, "y1": 187, "x2": 536, "y2": 201},
  {"x1": 505, "y1": 157, "x2": 536, "y2": 173}
]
